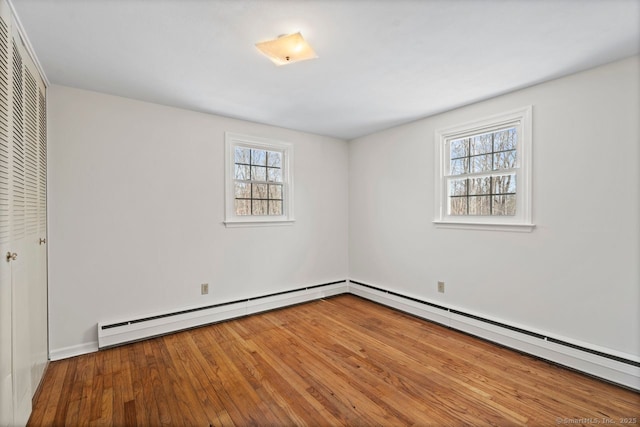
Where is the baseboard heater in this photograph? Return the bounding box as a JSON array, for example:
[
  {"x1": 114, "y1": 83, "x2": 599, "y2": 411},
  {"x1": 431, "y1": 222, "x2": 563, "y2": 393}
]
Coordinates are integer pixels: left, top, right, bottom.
[
  {"x1": 97, "y1": 280, "x2": 348, "y2": 349},
  {"x1": 97, "y1": 278, "x2": 639, "y2": 391},
  {"x1": 348, "y1": 280, "x2": 640, "y2": 391}
]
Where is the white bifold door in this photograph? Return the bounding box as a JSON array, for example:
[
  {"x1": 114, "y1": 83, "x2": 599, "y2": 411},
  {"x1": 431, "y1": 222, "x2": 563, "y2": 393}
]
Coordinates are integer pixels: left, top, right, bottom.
[{"x1": 0, "y1": 1, "x2": 48, "y2": 425}]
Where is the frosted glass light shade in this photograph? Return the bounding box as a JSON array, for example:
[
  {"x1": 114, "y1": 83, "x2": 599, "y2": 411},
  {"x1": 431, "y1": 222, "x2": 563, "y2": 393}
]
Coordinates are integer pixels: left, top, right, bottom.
[{"x1": 255, "y1": 32, "x2": 317, "y2": 66}]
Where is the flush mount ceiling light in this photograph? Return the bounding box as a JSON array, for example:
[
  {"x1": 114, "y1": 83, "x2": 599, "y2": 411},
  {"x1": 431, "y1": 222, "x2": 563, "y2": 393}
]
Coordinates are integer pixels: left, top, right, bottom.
[{"x1": 255, "y1": 32, "x2": 317, "y2": 66}]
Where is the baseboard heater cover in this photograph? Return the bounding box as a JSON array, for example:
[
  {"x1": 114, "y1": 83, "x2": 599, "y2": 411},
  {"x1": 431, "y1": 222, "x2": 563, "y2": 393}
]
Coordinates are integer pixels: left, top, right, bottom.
[
  {"x1": 96, "y1": 278, "x2": 639, "y2": 391},
  {"x1": 97, "y1": 281, "x2": 347, "y2": 349},
  {"x1": 348, "y1": 280, "x2": 640, "y2": 391}
]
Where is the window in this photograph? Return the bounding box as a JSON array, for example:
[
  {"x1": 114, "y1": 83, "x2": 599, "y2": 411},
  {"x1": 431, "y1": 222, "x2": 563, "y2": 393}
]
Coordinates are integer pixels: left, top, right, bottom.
[
  {"x1": 224, "y1": 132, "x2": 294, "y2": 227},
  {"x1": 434, "y1": 106, "x2": 534, "y2": 232}
]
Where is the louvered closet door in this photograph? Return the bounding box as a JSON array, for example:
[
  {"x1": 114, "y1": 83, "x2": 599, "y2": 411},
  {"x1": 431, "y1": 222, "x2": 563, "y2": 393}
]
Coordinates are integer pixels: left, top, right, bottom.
[
  {"x1": 0, "y1": 5, "x2": 13, "y2": 425},
  {"x1": 33, "y1": 78, "x2": 47, "y2": 392},
  {"x1": 0, "y1": 1, "x2": 48, "y2": 423},
  {"x1": 10, "y1": 33, "x2": 46, "y2": 426},
  {"x1": 23, "y1": 47, "x2": 47, "y2": 400},
  {"x1": 9, "y1": 33, "x2": 31, "y2": 424}
]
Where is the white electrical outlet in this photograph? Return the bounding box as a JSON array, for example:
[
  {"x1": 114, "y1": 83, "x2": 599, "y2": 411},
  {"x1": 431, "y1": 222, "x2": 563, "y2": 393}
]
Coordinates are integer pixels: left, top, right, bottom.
[
  {"x1": 201, "y1": 283, "x2": 209, "y2": 295},
  {"x1": 437, "y1": 281, "x2": 445, "y2": 293}
]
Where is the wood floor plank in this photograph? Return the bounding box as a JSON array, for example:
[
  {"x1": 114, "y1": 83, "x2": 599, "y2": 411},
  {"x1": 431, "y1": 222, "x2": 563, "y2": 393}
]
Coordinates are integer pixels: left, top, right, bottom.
[
  {"x1": 209, "y1": 324, "x2": 289, "y2": 425},
  {"x1": 28, "y1": 295, "x2": 640, "y2": 426},
  {"x1": 129, "y1": 342, "x2": 159, "y2": 426},
  {"x1": 122, "y1": 400, "x2": 136, "y2": 427},
  {"x1": 262, "y1": 307, "x2": 440, "y2": 424},
  {"x1": 48, "y1": 358, "x2": 72, "y2": 425},
  {"x1": 29, "y1": 359, "x2": 67, "y2": 426},
  {"x1": 108, "y1": 348, "x2": 126, "y2": 427},
  {"x1": 286, "y1": 301, "x2": 518, "y2": 425},
  {"x1": 216, "y1": 323, "x2": 295, "y2": 424},
  {"x1": 143, "y1": 339, "x2": 174, "y2": 425},
  {"x1": 230, "y1": 328, "x2": 344, "y2": 426},
  {"x1": 175, "y1": 333, "x2": 236, "y2": 426},
  {"x1": 161, "y1": 333, "x2": 220, "y2": 425},
  {"x1": 64, "y1": 357, "x2": 86, "y2": 425}
]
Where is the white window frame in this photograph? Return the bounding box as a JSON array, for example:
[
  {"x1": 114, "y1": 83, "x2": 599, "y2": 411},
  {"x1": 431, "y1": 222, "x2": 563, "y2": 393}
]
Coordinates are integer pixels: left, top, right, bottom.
[
  {"x1": 224, "y1": 132, "x2": 294, "y2": 227},
  {"x1": 434, "y1": 106, "x2": 534, "y2": 232}
]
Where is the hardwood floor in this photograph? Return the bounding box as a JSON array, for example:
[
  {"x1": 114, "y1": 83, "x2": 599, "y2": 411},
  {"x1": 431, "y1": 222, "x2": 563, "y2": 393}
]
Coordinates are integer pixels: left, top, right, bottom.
[{"x1": 29, "y1": 295, "x2": 639, "y2": 426}]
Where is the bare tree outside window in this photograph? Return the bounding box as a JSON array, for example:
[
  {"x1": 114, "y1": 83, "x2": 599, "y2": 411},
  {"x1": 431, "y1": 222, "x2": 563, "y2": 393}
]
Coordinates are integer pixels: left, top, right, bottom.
[
  {"x1": 448, "y1": 127, "x2": 517, "y2": 216},
  {"x1": 233, "y1": 147, "x2": 284, "y2": 216},
  {"x1": 434, "y1": 106, "x2": 532, "y2": 231},
  {"x1": 224, "y1": 133, "x2": 294, "y2": 227}
]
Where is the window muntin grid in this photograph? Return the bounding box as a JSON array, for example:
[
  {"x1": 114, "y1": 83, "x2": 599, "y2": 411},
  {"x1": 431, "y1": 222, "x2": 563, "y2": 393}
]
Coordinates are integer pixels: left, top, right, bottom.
[
  {"x1": 447, "y1": 127, "x2": 518, "y2": 216},
  {"x1": 233, "y1": 147, "x2": 284, "y2": 216}
]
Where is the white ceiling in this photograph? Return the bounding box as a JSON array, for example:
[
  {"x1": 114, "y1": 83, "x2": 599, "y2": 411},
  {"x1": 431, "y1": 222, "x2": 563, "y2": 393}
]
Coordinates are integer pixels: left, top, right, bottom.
[{"x1": 11, "y1": 0, "x2": 640, "y2": 140}]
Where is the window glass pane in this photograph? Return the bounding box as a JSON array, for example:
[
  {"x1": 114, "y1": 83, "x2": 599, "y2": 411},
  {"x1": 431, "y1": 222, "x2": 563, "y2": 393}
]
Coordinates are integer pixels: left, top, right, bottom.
[
  {"x1": 267, "y1": 151, "x2": 282, "y2": 168},
  {"x1": 494, "y1": 127, "x2": 517, "y2": 152},
  {"x1": 449, "y1": 179, "x2": 467, "y2": 196},
  {"x1": 469, "y1": 177, "x2": 491, "y2": 195},
  {"x1": 269, "y1": 184, "x2": 282, "y2": 200},
  {"x1": 234, "y1": 182, "x2": 250, "y2": 198},
  {"x1": 449, "y1": 197, "x2": 467, "y2": 215},
  {"x1": 450, "y1": 158, "x2": 468, "y2": 176},
  {"x1": 251, "y1": 166, "x2": 266, "y2": 181},
  {"x1": 468, "y1": 196, "x2": 491, "y2": 215},
  {"x1": 492, "y1": 174, "x2": 516, "y2": 194},
  {"x1": 252, "y1": 200, "x2": 268, "y2": 215},
  {"x1": 450, "y1": 138, "x2": 469, "y2": 159},
  {"x1": 251, "y1": 150, "x2": 266, "y2": 166},
  {"x1": 267, "y1": 167, "x2": 282, "y2": 183},
  {"x1": 492, "y1": 195, "x2": 517, "y2": 216},
  {"x1": 252, "y1": 183, "x2": 268, "y2": 199},
  {"x1": 470, "y1": 154, "x2": 492, "y2": 173},
  {"x1": 269, "y1": 201, "x2": 282, "y2": 216},
  {"x1": 492, "y1": 129, "x2": 508, "y2": 152},
  {"x1": 235, "y1": 164, "x2": 250, "y2": 180},
  {"x1": 493, "y1": 150, "x2": 516, "y2": 170},
  {"x1": 235, "y1": 147, "x2": 250, "y2": 164},
  {"x1": 226, "y1": 136, "x2": 292, "y2": 222},
  {"x1": 471, "y1": 134, "x2": 492, "y2": 155},
  {"x1": 235, "y1": 199, "x2": 251, "y2": 216},
  {"x1": 436, "y1": 108, "x2": 530, "y2": 224}
]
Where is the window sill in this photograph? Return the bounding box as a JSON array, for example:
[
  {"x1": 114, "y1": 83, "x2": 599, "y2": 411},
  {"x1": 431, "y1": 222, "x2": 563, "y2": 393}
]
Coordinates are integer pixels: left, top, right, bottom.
[
  {"x1": 433, "y1": 220, "x2": 535, "y2": 232},
  {"x1": 224, "y1": 219, "x2": 295, "y2": 228}
]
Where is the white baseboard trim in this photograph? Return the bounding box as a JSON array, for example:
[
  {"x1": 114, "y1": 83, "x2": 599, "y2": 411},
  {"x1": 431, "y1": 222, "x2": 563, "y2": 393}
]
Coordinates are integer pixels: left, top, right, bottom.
[
  {"x1": 245, "y1": 283, "x2": 346, "y2": 316},
  {"x1": 97, "y1": 281, "x2": 349, "y2": 349},
  {"x1": 49, "y1": 341, "x2": 99, "y2": 361},
  {"x1": 51, "y1": 278, "x2": 639, "y2": 392},
  {"x1": 348, "y1": 280, "x2": 640, "y2": 391}
]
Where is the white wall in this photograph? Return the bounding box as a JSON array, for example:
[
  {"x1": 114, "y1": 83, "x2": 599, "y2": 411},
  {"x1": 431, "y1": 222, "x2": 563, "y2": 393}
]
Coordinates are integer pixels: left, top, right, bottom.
[
  {"x1": 349, "y1": 56, "x2": 640, "y2": 358},
  {"x1": 48, "y1": 85, "x2": 349, "y2": 356},
  {"x1": 49, "y1": 56, "x2": 639, "y2": 363}
]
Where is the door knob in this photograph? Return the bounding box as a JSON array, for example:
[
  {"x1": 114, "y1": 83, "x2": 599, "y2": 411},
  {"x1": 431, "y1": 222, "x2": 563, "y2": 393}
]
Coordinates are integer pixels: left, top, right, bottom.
[
  {"x1": 39, "y1": 238, "x2": 46, "y2": 245},
  {"x1": 6, "y1": 252, "x2": 17, "y2": 262}
]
